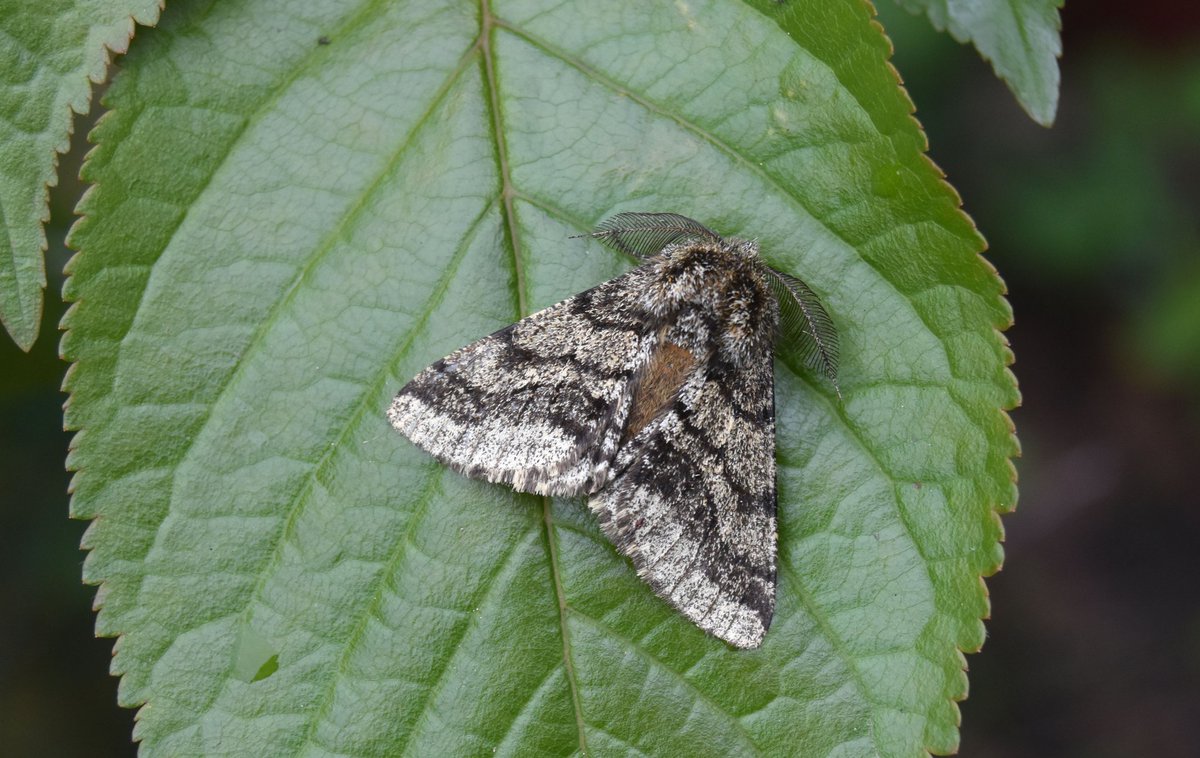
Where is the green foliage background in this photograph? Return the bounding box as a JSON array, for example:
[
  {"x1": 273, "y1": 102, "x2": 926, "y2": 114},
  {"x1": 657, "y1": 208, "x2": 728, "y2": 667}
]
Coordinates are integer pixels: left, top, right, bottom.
[
  {"x1": 51, "y1": 1, "x2": 1200, "y2": 758},
  {"x1": 0, "y1": 3, "x2": 1175, "y2": 756}
]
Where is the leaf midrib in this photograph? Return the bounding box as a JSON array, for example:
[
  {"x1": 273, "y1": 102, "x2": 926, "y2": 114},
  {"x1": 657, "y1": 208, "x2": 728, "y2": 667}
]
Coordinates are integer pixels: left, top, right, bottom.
[{"x1": 481, "y1": 1, "x2": 589, "y2": 750}]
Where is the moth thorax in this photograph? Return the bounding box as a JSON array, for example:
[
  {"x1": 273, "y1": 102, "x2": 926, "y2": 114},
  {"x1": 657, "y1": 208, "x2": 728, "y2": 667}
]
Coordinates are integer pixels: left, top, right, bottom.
[
  {"x1": 642, "y1": 240, "x2": 777, "y2": 366},
  {"x1": 715, "y1": 262, "x2": 778, "y2": 366},
  {"x1": 644, "y1": 239, "x2": 754, "y2": 310}
]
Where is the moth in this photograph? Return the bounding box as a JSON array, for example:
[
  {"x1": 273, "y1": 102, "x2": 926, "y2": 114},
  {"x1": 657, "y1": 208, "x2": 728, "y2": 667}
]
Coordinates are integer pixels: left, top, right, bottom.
[{"x1": 387, "y1": 212, "x2": 839, "y2": 648}]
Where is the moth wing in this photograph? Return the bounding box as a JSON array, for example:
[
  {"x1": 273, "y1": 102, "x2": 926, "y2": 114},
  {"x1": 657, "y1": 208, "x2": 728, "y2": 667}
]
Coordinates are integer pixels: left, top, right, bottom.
[
  {"x1": 388, "y1": 267, "x2": 659, "y2": 496},
  {"x1": 590, "y1": 350, "x2": 777, "y2": 649}
]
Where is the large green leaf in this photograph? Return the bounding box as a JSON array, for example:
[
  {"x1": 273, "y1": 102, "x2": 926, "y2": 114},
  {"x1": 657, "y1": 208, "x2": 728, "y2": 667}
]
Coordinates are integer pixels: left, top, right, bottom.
[
  {"x1": 64, "y1": 0, "x2": 1018, "y2": 755},
  {"x1": 0, "y1": 0, "x2": 161, "y2": 350},
  {"x1": 894, "y1": 0, "x2": 1063, "y2": 126}
]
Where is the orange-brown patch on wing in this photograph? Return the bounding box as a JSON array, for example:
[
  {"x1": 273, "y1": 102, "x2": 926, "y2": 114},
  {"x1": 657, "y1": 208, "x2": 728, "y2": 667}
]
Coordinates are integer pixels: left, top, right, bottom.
[{"x1": 624, "y1": 342, "x2": 697, "y2": 441}]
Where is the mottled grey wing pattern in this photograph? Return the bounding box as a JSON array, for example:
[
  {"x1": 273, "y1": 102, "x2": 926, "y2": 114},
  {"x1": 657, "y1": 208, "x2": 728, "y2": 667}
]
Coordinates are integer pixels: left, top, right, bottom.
[
  {"x1": 589, "y1": 346, "x2": 777, "y2": 649},
  {"x1": 388, "y1": 266, "x2": 662, "y2": 497},
  {"x1": 388, "y1": 212, "x2": 829, "y2": 649}
]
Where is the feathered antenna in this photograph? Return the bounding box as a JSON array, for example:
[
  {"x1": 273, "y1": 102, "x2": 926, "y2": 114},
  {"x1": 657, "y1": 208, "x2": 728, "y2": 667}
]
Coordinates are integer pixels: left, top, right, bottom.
[
  {"x1": 576, "y1": 212, "x2": 722, "y2": 259},
  {"x1": 763, "y1": 266, "x2": 841, "y2": 398}
]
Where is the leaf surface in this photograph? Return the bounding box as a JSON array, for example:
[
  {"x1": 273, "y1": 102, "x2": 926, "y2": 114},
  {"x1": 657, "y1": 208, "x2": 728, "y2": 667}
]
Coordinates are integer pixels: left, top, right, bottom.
[
  {"x1": 0, "y1": 0, "x2": 161, "y2": 350},
  {"x1": 64, "y1": 1, "x2": 1018, "y2": 755},
  {"x1": 894, "y1": 0, "x2": 1063, "y2": 126}
]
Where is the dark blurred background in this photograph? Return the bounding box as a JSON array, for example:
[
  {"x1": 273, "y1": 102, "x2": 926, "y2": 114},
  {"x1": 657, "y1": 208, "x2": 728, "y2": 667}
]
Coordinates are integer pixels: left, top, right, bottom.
[
  {"x1": 2, "y1": 1, "x2": 1198, "y2": 755},
  {"x1": 877, "y1": 1, "x2": 1200, "y2": 756}
]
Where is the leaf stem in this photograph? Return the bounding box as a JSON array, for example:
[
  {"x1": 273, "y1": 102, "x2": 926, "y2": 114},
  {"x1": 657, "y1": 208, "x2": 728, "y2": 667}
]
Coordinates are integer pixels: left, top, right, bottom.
[
  {"x1": 481, "y1": 1, "x2": 586, "y2": 750},
  {"x1": 479, "y1": 0, "x2": 526, "y2": 318},
  {"x1": 542, "y1": 496, "x2": 590, "y2": 755}
]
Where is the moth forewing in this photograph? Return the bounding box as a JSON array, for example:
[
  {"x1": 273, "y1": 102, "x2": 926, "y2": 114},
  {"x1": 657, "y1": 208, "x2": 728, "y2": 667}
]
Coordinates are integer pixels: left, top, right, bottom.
[
  {"x1": 590, "y1": 337, "x2": 778, "y2": 649},
  {"x1": 388, "y1": 265, "x2": 664, "y2": 497}
]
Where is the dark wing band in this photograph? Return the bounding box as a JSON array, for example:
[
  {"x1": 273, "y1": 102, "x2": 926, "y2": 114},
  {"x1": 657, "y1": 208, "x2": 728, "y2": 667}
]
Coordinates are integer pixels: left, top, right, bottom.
[
  {"x1": 388, "y1": 266, "x2": 663, "y2": 496},
  {"x1": 589, "y1": 348, "x2": 777, "y2": 648}
]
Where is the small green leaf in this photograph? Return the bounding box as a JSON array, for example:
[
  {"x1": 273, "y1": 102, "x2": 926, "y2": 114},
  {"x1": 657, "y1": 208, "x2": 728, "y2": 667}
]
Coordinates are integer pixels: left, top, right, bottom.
[
  {"x1": 0, "y1": 0, "x2": 161, "y2": 350},
  {"x1": 894, "y1": 0, "x2": 1064, "y2": 126},
  {"x1": 64, "y1": 1, "x2": 1018, "y2": 755}
]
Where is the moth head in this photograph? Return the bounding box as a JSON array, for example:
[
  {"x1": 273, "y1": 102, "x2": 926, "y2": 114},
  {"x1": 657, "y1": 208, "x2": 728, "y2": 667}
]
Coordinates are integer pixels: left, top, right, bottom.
[
  {"x1": 640, "y1": 238, "x2": 779, "y2": 366},
  {"x1": 726, "y1": 237, "x2": 761, "y2": 261}
]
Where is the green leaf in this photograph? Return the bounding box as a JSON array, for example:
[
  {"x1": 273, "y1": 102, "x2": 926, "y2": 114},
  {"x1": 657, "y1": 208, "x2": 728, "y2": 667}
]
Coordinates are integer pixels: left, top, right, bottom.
[
  {"x1": 0, "y1": 0, "x2": 161, "y2": 350},
  {"x1": 63, "y1": 1, "x2": 1018, "y2": 755},
  {"x1": 893, "y1": 0, "x2": 1063, "y2": 126}
]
